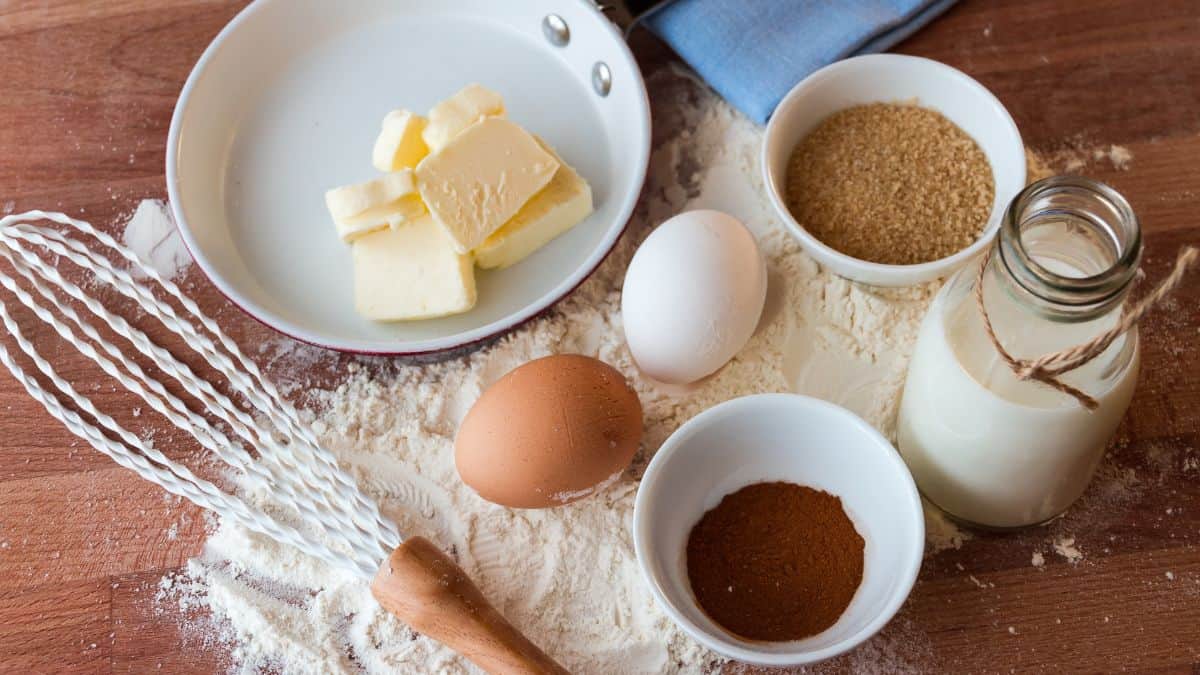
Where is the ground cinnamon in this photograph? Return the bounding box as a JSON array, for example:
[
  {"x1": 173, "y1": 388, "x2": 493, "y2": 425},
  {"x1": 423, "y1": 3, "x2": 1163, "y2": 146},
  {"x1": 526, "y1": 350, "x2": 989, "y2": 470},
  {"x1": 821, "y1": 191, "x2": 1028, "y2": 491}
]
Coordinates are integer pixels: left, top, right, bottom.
[{"x1": 686, "y1": 481, "x2": 864, "y2": 641}]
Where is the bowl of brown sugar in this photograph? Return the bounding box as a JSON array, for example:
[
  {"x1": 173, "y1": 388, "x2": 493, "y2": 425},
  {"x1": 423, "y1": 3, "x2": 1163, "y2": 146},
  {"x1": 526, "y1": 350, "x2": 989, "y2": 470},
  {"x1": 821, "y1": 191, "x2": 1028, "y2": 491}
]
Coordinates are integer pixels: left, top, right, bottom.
[
  {"x1": 762, "y1": 54, "x2": 1026, "y2": 286},
  {"x1": 632, "y1": 394, "x2": 924, "y2": 667}
]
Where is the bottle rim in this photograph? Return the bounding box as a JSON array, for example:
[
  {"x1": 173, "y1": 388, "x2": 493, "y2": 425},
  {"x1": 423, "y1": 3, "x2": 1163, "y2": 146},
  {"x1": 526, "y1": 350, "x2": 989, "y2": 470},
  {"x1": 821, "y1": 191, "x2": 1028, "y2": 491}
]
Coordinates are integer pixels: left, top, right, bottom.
[{"x1": 998, "y1": 176, "x2": 1142, "y2": 310}]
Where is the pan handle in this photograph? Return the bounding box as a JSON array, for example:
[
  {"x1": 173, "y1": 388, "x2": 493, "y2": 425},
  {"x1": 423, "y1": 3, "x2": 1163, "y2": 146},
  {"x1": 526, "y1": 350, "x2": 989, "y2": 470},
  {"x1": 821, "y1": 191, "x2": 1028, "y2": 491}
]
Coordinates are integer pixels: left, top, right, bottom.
[
  {"x1": 593, "y1": 0, "x2": 675, "y2": 38},
  {"x1": 541, "y1": 1, "x2": 673, "y2": 97}
]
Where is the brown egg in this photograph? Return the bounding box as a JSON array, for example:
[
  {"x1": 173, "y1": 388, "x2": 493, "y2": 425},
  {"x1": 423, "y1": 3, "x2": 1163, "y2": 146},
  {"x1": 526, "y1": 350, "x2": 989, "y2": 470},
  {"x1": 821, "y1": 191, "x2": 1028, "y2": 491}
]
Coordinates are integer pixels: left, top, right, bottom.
[{"x1": 455, "y1": 354, "x2": 643, "y2": 509}]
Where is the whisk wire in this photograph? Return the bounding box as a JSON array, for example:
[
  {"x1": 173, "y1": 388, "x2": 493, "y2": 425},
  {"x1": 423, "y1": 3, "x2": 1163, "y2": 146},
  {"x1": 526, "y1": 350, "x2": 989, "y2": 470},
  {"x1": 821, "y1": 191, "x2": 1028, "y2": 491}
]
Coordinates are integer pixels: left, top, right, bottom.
[
  {"x1": 0, "y1": 293, "x2": 375, "y2": 576},
  {"x1": 8, "y1": 215, "x2": 398, "y2": 550},
  {"x1": 0, "y1": 231, "x2": 392, "y2": 557},
  {"x1": 0, "y1": 241, "x2": 390, "y2": 563},
  {"x1": 0, "y1": 211, "x2": 399, "y2": 578}
]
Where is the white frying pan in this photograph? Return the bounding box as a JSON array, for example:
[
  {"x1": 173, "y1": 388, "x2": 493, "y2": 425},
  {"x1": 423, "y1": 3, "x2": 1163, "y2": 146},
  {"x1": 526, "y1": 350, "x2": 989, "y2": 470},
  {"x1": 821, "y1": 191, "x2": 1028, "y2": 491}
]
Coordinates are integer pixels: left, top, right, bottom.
[{"x1": 167, "y1": 0, "x2": 651, "y2": 355}]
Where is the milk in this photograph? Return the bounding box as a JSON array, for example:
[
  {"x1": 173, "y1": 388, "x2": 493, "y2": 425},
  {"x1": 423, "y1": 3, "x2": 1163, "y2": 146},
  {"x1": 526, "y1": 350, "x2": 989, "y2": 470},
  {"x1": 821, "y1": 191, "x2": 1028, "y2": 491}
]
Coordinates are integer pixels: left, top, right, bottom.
[
  {"x1": 897, "y1": 280, "x2": 1139, "y2": 528},
  {"x1": 897, "y1": 191, "x2": 1145, "y2": 528}
]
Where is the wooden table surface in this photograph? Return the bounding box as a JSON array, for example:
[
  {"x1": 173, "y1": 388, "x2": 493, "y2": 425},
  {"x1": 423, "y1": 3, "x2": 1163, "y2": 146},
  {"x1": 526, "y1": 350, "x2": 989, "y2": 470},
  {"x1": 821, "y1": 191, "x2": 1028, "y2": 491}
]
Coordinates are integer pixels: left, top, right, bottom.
[{"x1": 1, "y1": 1, "x2": 1198, "y2": 673}]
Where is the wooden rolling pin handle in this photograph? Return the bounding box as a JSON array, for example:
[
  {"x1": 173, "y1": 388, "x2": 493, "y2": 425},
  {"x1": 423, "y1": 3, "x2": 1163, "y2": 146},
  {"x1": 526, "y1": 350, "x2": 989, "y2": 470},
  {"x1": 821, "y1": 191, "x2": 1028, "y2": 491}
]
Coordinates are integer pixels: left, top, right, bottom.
[{"x1": 371, "y1": 536, "x2": 570, "y2": 675}]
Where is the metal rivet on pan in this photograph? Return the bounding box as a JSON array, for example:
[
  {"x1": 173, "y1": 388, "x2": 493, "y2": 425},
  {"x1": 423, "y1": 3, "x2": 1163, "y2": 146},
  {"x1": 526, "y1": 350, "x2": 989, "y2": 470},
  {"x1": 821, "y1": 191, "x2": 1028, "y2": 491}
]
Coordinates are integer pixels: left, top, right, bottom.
[
  {"x1": 592, "y1": 62, "x2": 612, "y2": 97},
  {"x1": 543, "y1": 14, "x2": 570, "y2": 47}
]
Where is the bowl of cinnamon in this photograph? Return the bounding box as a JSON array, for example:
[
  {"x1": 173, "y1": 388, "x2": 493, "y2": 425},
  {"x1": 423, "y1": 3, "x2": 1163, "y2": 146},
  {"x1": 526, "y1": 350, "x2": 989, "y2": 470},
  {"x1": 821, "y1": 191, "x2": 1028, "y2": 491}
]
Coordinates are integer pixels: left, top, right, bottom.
[{"x1": 632, "y1": 394, "x2": 924, "y2": 667}]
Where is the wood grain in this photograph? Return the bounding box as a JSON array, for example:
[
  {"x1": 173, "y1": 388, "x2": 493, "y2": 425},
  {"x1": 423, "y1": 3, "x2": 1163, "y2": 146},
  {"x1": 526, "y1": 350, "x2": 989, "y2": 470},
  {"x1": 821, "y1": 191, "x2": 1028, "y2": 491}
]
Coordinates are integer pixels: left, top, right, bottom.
[{"x1": 0, "y1": 0, "x2": 1197, "y2": 673}]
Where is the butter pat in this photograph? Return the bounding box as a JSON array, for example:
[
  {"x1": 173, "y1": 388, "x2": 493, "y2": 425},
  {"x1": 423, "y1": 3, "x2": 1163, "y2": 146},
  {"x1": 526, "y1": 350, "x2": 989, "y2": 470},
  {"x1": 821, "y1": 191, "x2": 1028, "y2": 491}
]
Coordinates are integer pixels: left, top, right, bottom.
[
  {"x1": 475, "y1": 143, "x2": 593, "y2": 269},
  {"x1": 352, "y1": 215, "x2": 476, "y2": 321},
  {"x1": 416, "y1": 117, "x2": 559, "y2": 254},
  {"x1": 335, "y1": 198, "x2": 427, "y2": 242},
  {"x1": 372, "y1": 110, "x2": 429, "y2": 171},
  {"x1": 325, "y1": 170, "x2": 425, "y2": 242},
  {"x1": 326, "y1": 170, "x2": 417, "y2": 220},
  {"x1": 422, "y1": 84, "x2": 506, "y2": 151}
]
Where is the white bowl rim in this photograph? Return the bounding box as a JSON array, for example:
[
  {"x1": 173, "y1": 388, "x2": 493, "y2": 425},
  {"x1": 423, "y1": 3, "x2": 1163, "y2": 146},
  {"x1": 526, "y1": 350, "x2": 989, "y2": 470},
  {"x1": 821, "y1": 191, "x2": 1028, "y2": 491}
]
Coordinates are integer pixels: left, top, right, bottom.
[
  {"x1": 165, "y1": 0, "x2": 651, "y2": 356},
  {"x1": 761, "y1": 53, "x2": 1026, "y2": 284},
  {"x1": 632, "y1": 392, "x2": 925, "y2": 666}
]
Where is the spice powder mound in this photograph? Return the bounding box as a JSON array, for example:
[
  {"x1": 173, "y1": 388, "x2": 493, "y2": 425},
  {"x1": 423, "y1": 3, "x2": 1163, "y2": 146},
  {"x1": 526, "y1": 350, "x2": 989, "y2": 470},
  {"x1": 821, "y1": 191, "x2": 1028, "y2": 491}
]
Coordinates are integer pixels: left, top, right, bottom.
[
  {"x1": 785, "y1": 102, "x2": 994, "y2": 265},
  {"x1": 686, "y1": 482, "x2": 865, "y2": 641}
]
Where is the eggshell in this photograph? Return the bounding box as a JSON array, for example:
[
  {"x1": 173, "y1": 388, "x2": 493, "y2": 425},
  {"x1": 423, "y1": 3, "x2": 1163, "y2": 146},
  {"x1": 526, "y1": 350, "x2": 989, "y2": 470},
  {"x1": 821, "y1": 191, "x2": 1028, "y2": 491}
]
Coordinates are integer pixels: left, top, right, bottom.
[
  {"x1": 455, "y1": 354, "x2": 643, "y2": 509},
  {"x1": 621, "y1": 210, "x2": 767, "y2": 384}
]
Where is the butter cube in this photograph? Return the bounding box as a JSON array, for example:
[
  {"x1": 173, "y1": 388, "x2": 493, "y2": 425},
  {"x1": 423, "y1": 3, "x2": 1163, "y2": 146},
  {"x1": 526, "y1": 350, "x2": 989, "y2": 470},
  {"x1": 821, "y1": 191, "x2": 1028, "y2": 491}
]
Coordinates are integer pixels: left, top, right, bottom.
[
  {"x1": 474, "y1": 141, "x2": 593, "y2": 269},
  {"x1": 352, "y1": 215, "x2": 476, "y2": 321},
  {"x1": 324, "y1": 168, "x2": 427, "y2": 241},
  {"x1": 334, "y1": 197, "x2": 427, "y2": 242},
  {"x1": 422, "y1": 84, "x2": 506, "y2": 151},
  {"x1": 416, "y1": 117, "x2": 559, "y2": 254},
  {"x1": 372, "y1": 110, "x2": 429, "y2": 172},
  {"x1": 325, "y1": 170, "x2": 426, "y2": 242},
  {"x1": 326, "y1": 170, "x2": 416, "y2": 220}
]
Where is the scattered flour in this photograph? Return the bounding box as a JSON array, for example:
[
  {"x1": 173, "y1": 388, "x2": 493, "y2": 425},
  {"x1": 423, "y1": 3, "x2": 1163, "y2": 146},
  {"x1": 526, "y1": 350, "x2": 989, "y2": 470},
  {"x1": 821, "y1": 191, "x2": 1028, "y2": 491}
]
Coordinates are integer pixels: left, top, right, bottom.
[
  {"x1": 1031, "y1": 551, "x2": 1045, "y2": 568},
  {"x1": 1045, "y1": 138, "x2": 1135, "y2": 174},
  {"x1": 968, "y1": 575, "x2": 994, "y2": 589},
  {"x1": 121, "y1": 199, "x2": 192, "y2": 280},
  {"x1": 923, "y1": 502, "x2": 972, "y2": 555},
  {"x1": 160, "y1": 69, "x2": 942, "y2": 673},
  {"x1": 1053, "y1": 536, "x2": 1084, "y2": 564},
  {"x1": 1092, "y1": 144, "x2": 1133, "y2": 171}
]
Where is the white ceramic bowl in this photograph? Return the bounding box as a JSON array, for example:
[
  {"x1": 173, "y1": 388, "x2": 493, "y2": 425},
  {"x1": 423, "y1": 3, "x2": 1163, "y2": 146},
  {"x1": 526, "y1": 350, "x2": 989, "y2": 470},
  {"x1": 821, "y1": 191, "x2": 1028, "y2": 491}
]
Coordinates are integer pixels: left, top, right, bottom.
[
  {"x1": 632, "y1": 394, "x2": 924, "y2": 667},
  {"x1": 762, "y1": 54, "x2": 1026, "y2": 287},
  {"x1": 167, "y1": 0, "x2": 650, "y2": 355}
]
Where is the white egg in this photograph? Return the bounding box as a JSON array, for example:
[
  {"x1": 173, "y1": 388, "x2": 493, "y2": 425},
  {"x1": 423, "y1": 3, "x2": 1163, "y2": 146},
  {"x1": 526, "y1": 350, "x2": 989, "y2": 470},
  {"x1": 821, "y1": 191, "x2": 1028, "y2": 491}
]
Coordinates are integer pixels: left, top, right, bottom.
[{"x1": 621, "y1": 210, "x2": 767, "y2": 384}]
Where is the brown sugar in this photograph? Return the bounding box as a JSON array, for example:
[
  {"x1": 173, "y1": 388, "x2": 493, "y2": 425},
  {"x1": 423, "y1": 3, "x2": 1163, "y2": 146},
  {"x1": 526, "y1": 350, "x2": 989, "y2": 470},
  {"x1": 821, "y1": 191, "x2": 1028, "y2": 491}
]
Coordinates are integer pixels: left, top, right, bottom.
[
  {"x1": 785, "y1": 102, "x2": 994, "y2": 266},
  {"x1": 685, "y1": 481, "x2": 864, "y2": 642}
]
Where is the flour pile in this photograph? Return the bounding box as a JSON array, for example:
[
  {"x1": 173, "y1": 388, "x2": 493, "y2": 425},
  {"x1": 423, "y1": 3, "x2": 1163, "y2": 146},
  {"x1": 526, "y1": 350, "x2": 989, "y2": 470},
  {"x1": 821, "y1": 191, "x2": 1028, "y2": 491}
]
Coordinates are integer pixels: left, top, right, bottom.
[
  {"x1": 160, "y1": 70, "x2": 938, "y2": 674},
  {"x1": 121, "y1": 199, "x2": 191, "y2": 281}
]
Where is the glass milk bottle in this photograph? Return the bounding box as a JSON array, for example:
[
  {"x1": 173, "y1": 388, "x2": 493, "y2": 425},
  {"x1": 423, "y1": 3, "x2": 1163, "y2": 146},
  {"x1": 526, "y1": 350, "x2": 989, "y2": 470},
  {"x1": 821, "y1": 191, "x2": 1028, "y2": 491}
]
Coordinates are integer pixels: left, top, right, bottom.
[{"x1": 897, "y1": 177, "x2": 1142, "y2": 528}]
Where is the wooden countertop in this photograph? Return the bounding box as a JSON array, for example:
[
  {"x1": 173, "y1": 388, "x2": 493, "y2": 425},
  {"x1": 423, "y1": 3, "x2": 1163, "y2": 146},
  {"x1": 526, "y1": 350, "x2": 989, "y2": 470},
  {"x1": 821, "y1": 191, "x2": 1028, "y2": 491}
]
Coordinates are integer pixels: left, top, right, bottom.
[{"x1": 1, "y1": 1, "x2": 1198, "y2": 672}]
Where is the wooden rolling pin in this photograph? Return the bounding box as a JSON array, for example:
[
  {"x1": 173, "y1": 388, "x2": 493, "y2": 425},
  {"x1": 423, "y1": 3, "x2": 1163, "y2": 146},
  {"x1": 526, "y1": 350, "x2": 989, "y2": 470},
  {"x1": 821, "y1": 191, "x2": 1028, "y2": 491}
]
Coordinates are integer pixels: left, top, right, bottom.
[{"x1": 372, "y1": 537, "x2": 571, "y2": 675}]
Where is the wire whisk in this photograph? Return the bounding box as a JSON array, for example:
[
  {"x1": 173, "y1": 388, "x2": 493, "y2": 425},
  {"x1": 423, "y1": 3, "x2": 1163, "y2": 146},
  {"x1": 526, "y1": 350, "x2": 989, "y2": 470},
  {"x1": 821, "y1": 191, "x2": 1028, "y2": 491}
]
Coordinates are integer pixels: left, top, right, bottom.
[{"x1": 0, "y1": 210, "x2": 566, "y2": 675}]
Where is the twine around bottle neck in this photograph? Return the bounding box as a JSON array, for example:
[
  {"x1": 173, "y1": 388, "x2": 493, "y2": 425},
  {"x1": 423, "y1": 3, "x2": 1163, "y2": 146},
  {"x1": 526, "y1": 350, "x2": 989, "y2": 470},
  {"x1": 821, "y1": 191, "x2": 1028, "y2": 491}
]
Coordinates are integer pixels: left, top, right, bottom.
[{"x1": 974, "y1": 246, "x2": 1198, "y2": 410}]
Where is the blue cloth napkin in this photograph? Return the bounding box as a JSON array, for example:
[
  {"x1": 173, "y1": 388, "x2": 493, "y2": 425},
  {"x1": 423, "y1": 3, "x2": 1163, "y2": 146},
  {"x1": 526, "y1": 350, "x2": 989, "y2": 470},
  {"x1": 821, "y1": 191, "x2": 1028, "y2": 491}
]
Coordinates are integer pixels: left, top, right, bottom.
[{"x1": 641, "y1": 0, "x2": 958, "y2": 124}]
